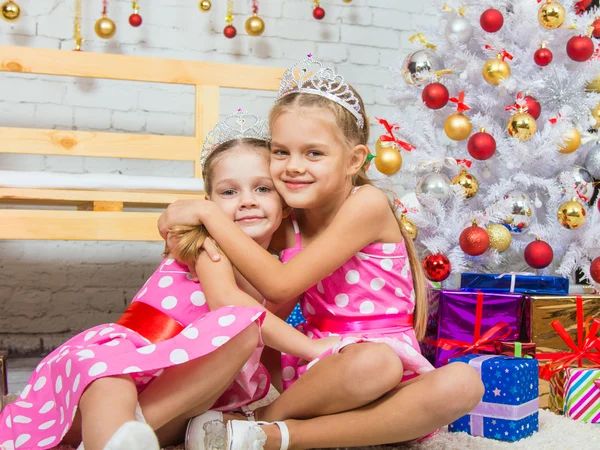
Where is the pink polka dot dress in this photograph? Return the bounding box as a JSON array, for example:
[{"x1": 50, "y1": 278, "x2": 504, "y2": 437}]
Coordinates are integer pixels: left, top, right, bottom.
[
  {"x1": 0, "y1": 259, "x2": 268, "y2": 450},
  {"x1": 280, "y1": 212, "x2": 434, "y2": 390}
]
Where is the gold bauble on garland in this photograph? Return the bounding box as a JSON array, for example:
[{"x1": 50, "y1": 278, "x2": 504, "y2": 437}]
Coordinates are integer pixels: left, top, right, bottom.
[
  {"x1": 557, "y1": 197, "x2": 586, "y2": 229},
  {"x1": 585, "y1": 75, "x2": 600, "y2": 93},
  {"x1": 482, "y1": 55, "x2": 511, "y2": 86},
  {"x1": 95, "y1": 15, "x2": 116, "y2": 39},
  {"x1": 486, "y1": 224, "x2": 512, "y2": 253},
  {"x1": 451, "y1": 167, "x2": 479, "y2": 200},
  {"x1": 507, "y1": 111, "x2": 536, "y2": 141},
  {"x1": 199, "y1": 0, "x2": 212, "y2": 11},
  {"x1": 444, "y1": 113, "x2": 472, "y2": 140},
  {"x1": 557, "y1": 128, "x2": 581, "y2": 154},
  {"x1": 374, "y1": 140, "x2": 403, "y2": 175},
  {"x1": 245, "y1": 14, "x2": 265, "y2": 36},
  {"x1": 1, "y1": 0, "x2": 20, "y2": 22},
  {"x1": 538, "y1": 0, "x2": 566, "y2": 30},
  {"x1": 400, "y1": 214, "x2": 418, "y2": 240}
]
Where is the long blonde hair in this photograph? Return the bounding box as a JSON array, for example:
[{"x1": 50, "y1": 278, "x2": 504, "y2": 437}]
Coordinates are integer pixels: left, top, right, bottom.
[{"x1": 270, "y1": 91, "x2": 427, "y2": 340}]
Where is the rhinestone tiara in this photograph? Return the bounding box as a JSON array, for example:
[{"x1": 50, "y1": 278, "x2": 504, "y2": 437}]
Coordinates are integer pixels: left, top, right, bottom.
[
  {"x1": 200, "y1": 109, "x2": 270, "y2": 171},
  {"x1": 277, "y1": 54, "x2": 365, "y2": 129}
]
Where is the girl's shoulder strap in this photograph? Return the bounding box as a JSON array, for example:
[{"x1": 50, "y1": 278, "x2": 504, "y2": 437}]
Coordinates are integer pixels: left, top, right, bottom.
[{"x1": 289, "y1": 210, "x2": 302, "y2": 248}]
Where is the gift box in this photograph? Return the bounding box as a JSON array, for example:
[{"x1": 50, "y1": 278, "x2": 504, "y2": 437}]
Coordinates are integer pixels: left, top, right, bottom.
[
  {"x1": 548, "y1": 371, "x2": 566, "y2": 415},
  {"x1": 494, "y1": 341, "x2": 536, "y2": 358},
  {"x1": 0, "y1": 350, "x2": 7, "y2": 412},
  {"x1": 461, "y1": 272, "x2": 569, "y2": 296},
  {"x1": 423, "y1": 290, "x2": 527, "y2": 368},
  {"x1": 564, "y1": 367, "x2": 600, "y2": 423},
  {"x1": 448, "y1": 354, "x2": 539, "y2": 441}
]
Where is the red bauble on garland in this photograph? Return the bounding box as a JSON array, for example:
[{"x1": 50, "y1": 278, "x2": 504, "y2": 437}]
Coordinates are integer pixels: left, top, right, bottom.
[
  {"x1": 459, "y1": 222, "x2": 490, "y2": 256},
  {"x1": 590, "y1": 256, "x2": 600, "y2": 283},
  {"x1": 129, "y1": 13, "x2": 142, "y2": 27},
  {"x1": 566, "y1": 35, "x2": 594, "y2": 62},
  {"x1": 524, "y1": 239, "x2": 554, "y2": 269},
  {"x1": 592, "y1": 18, "x2": 600, "y2": 38},
  {"x1": 523, "y1": 95, "x2": 541, "y2": 120},
  {"x1": 534, "y1": 47, "x2": 553, "y2": 66},
  {"x1": 313, "y1": 6, "x2": 325, "y2": 20},
  {"x1": 480, "y1": 8, "x2": 503, "y2": 33},
  {"x1": 422, "y1": 254, "x2": 452, "y2": 282},
  {"x1": 468, "y1": 129, "x2": 496, "y2": 160},
  {"x1": 223, "y1": 25, "x2": 237, "y2": 38},
  {"x1": 422, "y1": 82, "x2": 449, "y2": 109}
]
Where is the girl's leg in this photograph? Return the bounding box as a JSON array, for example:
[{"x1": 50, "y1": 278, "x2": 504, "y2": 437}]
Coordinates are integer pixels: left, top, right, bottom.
[{"x1": 261, "y1": 362, "x2": 485, "y2": 450}]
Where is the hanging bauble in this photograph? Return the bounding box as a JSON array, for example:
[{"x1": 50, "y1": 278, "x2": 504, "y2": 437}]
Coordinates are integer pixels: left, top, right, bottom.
[
  {"x1": 503, "y1": 190, "x2": 533, "y2": 233},
  {"x1": 460, "y1": 221, "x2": 490, "y2": 256},
  {"x1": 402, "y1": 50, "x2": 443, "y2": 87},
  {"x1": 313, "y1": 6, "x2": 325, "y2": 20},
  {"x1": 591, "y1": 104, "x2": 600, "y2": 130},
  {"x1": 400, "y1": 214, "x2": 418, "y2": 240},
  {"x1": 538, "y1": 0, "x2": 566, "y2": 29},
  {"x1": 566, "y1": 35, "x2": 594, "y2": 62},
  {"x1": 1, "y1": 0, "x2": 19, "y2": 21},
  {"x1": 507, "y1": 111, "x2": 536, "y2": 142},
  {"x1": 95, "y1": 15, "x2": 117, "y2": 39},
  {"x1": 524, "y1": 239, "x2": 554, "y2": 269},
  {"x1": 557, "y1": 128, "x2": 581, "y2": 154},
  {"x1": 586, "y1": 76, "x2": 600, "y2": 93},
  {"x1": 223, "y1": 25, "x2": 237, "y2": 38},
  {"x1": 422, "y1": 82, "x2": 449, "y2": 109},
  {"x1": 199, "y1": 0, "x2": 212, "y2": 11},
  {"x1": 590, "y1": 257, "x2": 600, "y2": 283},
  {"x1": 487, "y1": 224, "x2": 512, "y2": 253},
  {"x1": 422, "y1": 254, "x2": 451, "y2": 282},
  {"x1": 444, "y1": 113, "x2": 472, "y2": 140},
  {"x1": 557, "y1": 197, "x2": 587, "y2": 229},
  {"x1": 482, "y1": 54, "x2": 511, "y2": 86},
  {"x1": 452, "y1": 167, "x2": 479, "y2": 200},
  {"x1": 445, "y1": 16, "x2": 473, "y2": 43},
  {"x1": 129, "y1": 13, "x2": 142, "y2": 27},
  {"x1": 373, "y1": 141, "x2": 402, "y2": 175},
  {"x1": 576, "y1": 0, "x2": 593, "y2": 14},
  {"x1": 468, "y1": 128, "x2": 496, "y2": 160},
  {"x1": 592, "y1": 18, "x2": 600, "y2": 38},
  {"x1": 480, "y1": 8, "x2": 503, "y2": 33},
  {"x1": 415, "y1": 171, "x2": 451, "y2": 205},
  {"x1": 534, "y1": 45, "x2": 553, "y2": 66},
  {"x1": 562, "y1": 166, "x2": 595, "y2": 203},
  {"x1": 342, "y1": 0, "x2": 353, "y2": 3},
  {"x1": 523, "y1": 95, "x2": 541, "y2": 120},
  {"x1": 584, "y1": 145, "x2": 600, "y2": 179},
  {"x1": 245, "y1": 14, "x2": 265, "y2": 36}
]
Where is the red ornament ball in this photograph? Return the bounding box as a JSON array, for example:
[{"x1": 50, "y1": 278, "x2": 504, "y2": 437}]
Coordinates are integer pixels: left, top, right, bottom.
[
  {"x1": 459, "y1": 223, "x2": 490, "y2": 256},
  {"x1": 523, "y1": 95, "x2": 541, "y2": 120},
  {"x1": 480, "y1": 8, "x2": 504, "y2": 33},
  {"x1": 575, "y1": 0, "x2": 593, "y2": 14},
  {"x1": 313, "y1": 6, "x2": 325, "y2": 20},
  {"x1": 524, "y1": 240, "x2": 554, "y2": 269},
  {"x1": 129, "y1": 13, "x2": 142, "y2": 27},
  {"x1": 422, "y1": 254, "x2": 452, "y2": 282},
  {"x1": 422, "y1": 82, "x2": 449, "y2": 110},
  {"x1": 223, "y1": 25, "x2": 237, "y2": 39},
  {"x1": 534, "y1": 47, "x2": 553, "y2": 66},
  {"x1": 566, "y1": 35, "x2": 594, "y2": 62},
  {"x1": 590, "y1": 256, "x2": 600, "y2": 283},
  {"x1": 468, "y1": 131, "x2": 496, "y2": 160},
  {"x1": 592, "y1": 18, "x2": 600, "y2": 38}
]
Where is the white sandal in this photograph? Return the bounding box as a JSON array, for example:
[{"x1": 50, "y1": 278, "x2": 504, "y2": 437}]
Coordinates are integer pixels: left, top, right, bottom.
[
  {"x1": 185, "y1": 407, "x2": 256, "y2": 450},
  {"x1": 225, "y1": 420, "x2": 289, "y2": 450}
]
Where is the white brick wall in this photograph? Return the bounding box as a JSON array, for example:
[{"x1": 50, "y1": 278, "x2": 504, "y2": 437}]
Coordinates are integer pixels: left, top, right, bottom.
[{"x1": 0, "y1": 0, "x2": 438, "y2": 354}]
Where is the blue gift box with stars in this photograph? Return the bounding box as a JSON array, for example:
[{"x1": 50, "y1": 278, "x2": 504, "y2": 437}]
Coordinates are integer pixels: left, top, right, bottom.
[{"x1": 448, "y1": 354, "x2": 539, "y2": 442}]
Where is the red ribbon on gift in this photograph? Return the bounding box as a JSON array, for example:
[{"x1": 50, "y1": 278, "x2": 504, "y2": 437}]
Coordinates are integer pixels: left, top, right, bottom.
[
  {"x1": 449, "y1": 91, "x2": 470, "y2": 113},
  {"x1": 425, "y1": 291, "x2": 513, "y2": 362},
  {"x1": 536, "y1": 295, "x2": 600, "y2": 380},
  {"x1": 375, "y1": 117, "x2": 416, "y2": 151}
]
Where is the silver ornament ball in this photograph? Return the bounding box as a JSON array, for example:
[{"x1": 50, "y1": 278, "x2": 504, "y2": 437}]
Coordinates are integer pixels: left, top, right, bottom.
[
  {"x1": 502, "y1": 190, "x2": 534, "y2": 233},
  {"x1": 445, "y1": 17, "x2": 473, "y2": 44},
  {"x1": 585, "y1": 146, "x2": 600, "y2": 179},
  {"x1": 416, "y1": 171, "x2": 451, "y2": 205},
  {"x1": 402, "y1": 50, "x2": 443, "y2": 86}
]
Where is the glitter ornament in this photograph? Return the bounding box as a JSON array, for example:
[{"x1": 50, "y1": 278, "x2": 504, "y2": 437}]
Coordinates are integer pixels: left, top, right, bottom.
[
  {"x1": 423, "y1": 254, "x2": 451, "y2": 282},
  {"x1": 460, "y1": 221, "x2": 490, "y2": 256},
  {"x1": 557, "y1": 197, "x2": 587, "y2": 229},
  {"x1": 524, "y1": 239, "x2": 554, "y2": 269},
  {"x1": 487, "y1": 224, "x2": 512, "y2": 253}
]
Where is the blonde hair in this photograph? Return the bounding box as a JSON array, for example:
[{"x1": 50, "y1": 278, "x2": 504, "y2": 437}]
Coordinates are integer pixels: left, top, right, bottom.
[
  {"x1": 270, "y1": 91, "x2": 427, "y2": 340},
  {"x1": 166, "y1": 138, "x2": 269, "y2": 267}
]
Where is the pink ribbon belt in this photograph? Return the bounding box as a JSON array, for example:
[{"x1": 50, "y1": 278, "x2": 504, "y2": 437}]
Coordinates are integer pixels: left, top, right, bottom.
[{"x1": 306, "y1": 314, "x2": 413, "y2": 333}]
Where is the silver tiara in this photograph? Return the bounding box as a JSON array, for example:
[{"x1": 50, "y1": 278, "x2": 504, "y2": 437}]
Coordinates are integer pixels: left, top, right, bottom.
[
  {"x1": 200, "y1": 109, "x2": 270, "y2": 170},
  {"x1": 277, "y1": 54, "x2": 365, "y2": 129}
]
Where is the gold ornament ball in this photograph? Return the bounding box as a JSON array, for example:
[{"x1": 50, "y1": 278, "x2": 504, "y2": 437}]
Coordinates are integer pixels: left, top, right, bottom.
[
  {"x1": 538, "y1": 0, "x2": 566, "y2": 30},
  {"x1": 95, "y1": 15, "x2": 116, "y2": 39},
  {"x1": 557, "y1": 198, "x2": 586, "y2": 230},
  {"x1": 486, "y1": 224, "x2": 512, "y2": 253},
  {"x1": 585, "y1": 75, "x2": 600, "y2": 93},
  {"x1": 482, "y1": 56, "x2": 511, "y2": 86},
  {"x1": 199, "y1": 0, "x2": 212, "y2": 11},
  {"x1": 507, "y1": 112, "x2": 537, "y2": 142},
  {"x1": 1, "y1": 0, "x2": 20, "y2": 22},
  {"x1": 557, "y1": 128, "x2": 581, "y2": 154},
  {"x1": 245, "y1": 14, "x2": 265, "y2": 36},
  {"x1": 452, "y1": 167, "x2": 479, "y2": 200},
  {"x1": 591, "y1": 104, "x2": 600, "y2": 130},
  {"x1": 400, "y1": 214, "x2": 418, "y2": 240},
  {"x1": 374, "y1": 141, "x2": 402, "y2": 175},
  {"x1": 444, "y1": 113, "x2": 472, "y2": 141},
  {"x1": 342, "y1": 0, "x2": 353, "y2": 3}
]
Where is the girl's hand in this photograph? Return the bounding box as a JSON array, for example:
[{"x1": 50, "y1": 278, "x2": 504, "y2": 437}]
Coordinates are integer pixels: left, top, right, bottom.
[
  {"x1": 308, "y1": 336, "x2": 341, "y2": 360},
  {"x1": 201, "y1": 236, "x2": 222, "y2": 262},
  {"x1": 158, "y1": 199, "x2": 214, "y2": 241}
]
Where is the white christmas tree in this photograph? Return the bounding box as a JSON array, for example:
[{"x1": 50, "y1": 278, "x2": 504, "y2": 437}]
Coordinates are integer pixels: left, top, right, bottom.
[{"x1": 381, "y1": 0, "x2": 600, "y2": 288}]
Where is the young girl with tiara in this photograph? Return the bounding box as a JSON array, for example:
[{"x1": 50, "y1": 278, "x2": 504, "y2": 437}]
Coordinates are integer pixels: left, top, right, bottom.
[
  {"x1": 161, "y1": 57, "x2": 485, "y2": 450},
  {"x1": 0, "y1": 110, "x2": 333, "y2": 450}
]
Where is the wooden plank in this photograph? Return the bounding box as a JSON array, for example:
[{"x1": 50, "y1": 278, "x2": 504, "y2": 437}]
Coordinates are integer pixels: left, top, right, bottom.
[
  {"x1": 0, "y1": 210, "x2": 163, "y2": 241},
  {"x1": 77, "y1": 201, "x2": 124, "y2": 212},
  {"x1": 0, "y1": 128, "x2": 198, "y2": 161},
  {"x1": 195, "y1": 85, "x2": 220, "y2": 178},
  {"x1": 0, "y1": 46, "x2": 284, "y2": 90}
]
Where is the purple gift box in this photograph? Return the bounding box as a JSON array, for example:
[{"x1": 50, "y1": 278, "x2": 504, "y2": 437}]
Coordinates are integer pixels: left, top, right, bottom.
[{"x1": 422, "y1": 290, "x2": 530, "y2": 368}]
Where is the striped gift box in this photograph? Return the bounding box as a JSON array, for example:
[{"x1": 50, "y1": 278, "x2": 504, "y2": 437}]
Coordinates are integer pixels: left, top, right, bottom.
[
  {"x1": 564, "y1": 367, "x2": 600, "y2": 423},
  {"x1": 548, "y1": 371, "x2": 566, "y2": 415}
]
